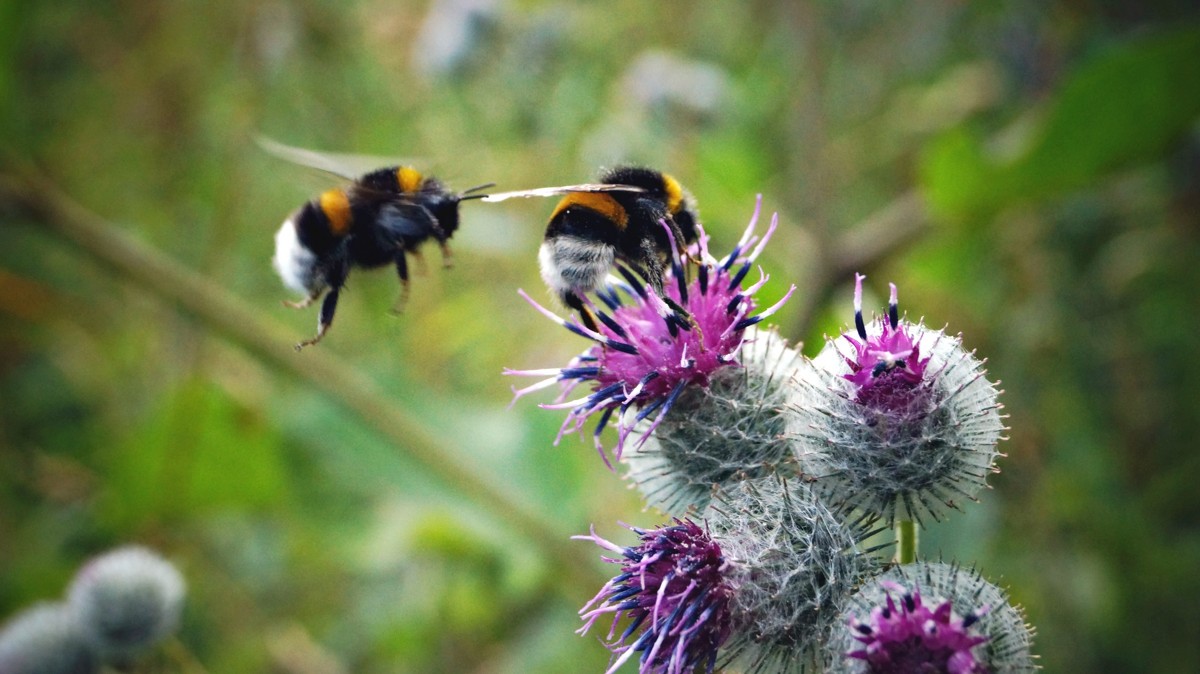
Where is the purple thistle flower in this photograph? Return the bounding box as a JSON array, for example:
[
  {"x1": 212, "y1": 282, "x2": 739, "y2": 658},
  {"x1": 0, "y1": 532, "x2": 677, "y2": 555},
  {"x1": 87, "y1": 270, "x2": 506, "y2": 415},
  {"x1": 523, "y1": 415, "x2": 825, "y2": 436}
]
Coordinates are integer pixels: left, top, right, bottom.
[
  {"x1": 842, "y1": 274, "x2": 931, "y2": 404},
  {"x1": 575, "y1": 520, "x2": 734, "y2": 674},
  {"x1": 846, "y1": 580, "x2": 990, "y2": 674},
  {"x1": 506, "y1": 198, "x2": 795, "y2": 468}
]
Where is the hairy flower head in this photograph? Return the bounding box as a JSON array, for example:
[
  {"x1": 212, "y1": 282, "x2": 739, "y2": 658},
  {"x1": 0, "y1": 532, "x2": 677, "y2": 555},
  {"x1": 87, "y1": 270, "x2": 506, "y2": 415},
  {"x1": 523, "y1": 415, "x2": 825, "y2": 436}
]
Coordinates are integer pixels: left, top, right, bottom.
[
  {"x1": 507, "y1": 198, "x2": 794, "y2": 467},
  {"x1": 577, "y1": 478, "x2": 876, "y2": 674},
  {"x1": 623, "y1": 327, "x2": 807, "y2": 514},
  {"x1": 827, "y1": 562, "x2": 1037, "y2": 674},
  {"x1": 67, "y1": 546, "x2": 186, "y2": 660},
  {"x1": 0, "y1": 603, "x2": 98, "y2": 674},
  {"x1": 791, "y1": 275, "x2": 1006, "y2": 525}
]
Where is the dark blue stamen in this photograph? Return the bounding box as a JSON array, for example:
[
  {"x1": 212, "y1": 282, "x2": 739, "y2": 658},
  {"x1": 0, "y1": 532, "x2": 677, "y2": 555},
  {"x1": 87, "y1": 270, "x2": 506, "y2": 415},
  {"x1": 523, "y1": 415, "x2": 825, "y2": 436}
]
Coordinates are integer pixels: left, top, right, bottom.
[
  {"x1": 630, "y1": 627, "x2": 655, "y2": 651},
  {"x1": 597, "y1": 287, "x2": 622, "y2": 311},
  {"x1": 727, "y1": 262, "x2": 751, "y2": 291},
  {"x1": 564, "y1": 322, "x2": 592, "y2": 340},
  {"x1": 872, "y1": 361, "x2": 889, "y2": 378},
  {"x1": 855, "y1": 623, "x2": 874, "y2": 635},
  {"x1": 560, "y1": 366, "x2": 600, "y2": 379},
  {"x1": 605, "y1": 339, "x2": 639, "y2": 355},
  {"x1": 903, "y1": 594, "x2": 915, "y2": 612},
  {"x1": 617, "y1": 266, "x2": 648, "y2": 298},
  {"x1": 596, "y1": 310, "x2": 627, "y2": 338},
  {"x1": 963, "y1": 613, "x2": 980, "y2": 629},
  {"x1": 588, "y1": 382, "x2": 625, "y2": 405},
  {"x1": 657, "y1": 380, "x2": 688, "y2": 420},
  {"x1": 610, "y1": 587, "x2": 641, "y2": 602},
  {"x1": 726, "y1": 294, "x2": 744, "y2": 314},
  {"x1": 855, "y1": 310, "x2": 867, "y2": 340},
  {"x1": 733, "y1": 314, "x2": 764, "y2": 331},
  {"x1": 593, "y1": 405, "x2": 617, "y2": 436},
  {"x1": 889, "y1": 301, "x2": 899, "y2": 330},
  {"x1": 672, "y1": 259, "x2": 689, "y2": 305},
  {"x1": 620, "y1": 611, "x2": 648, "y2": 641},
  {"x1": 721, "y1": 247, "x2": 742, "y2": 271},
  {"x1": 698, "y1": 264, "x2": 709, "y2": 295},
  {"x1": 635, "y1": 396, "x2": 667, "y2": 422}
]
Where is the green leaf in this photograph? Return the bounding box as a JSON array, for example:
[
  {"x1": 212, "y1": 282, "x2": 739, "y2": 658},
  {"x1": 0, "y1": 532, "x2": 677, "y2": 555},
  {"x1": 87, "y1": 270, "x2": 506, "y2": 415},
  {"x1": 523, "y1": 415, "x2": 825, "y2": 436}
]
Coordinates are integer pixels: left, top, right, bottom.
[
  {"x1": 98, "y1": 378, "x2": 288, "y2": 528},
  {"x1": 922, "y1": 24, "x2": 1200, "y2": 217}
]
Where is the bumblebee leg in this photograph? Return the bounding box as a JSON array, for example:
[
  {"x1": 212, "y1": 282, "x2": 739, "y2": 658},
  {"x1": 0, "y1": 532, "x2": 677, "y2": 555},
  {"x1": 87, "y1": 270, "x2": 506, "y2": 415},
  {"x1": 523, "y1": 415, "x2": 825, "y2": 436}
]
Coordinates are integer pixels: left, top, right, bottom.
[
  {"x1": 563, "y1": 291, "x2": 600, "y2": 332},
  {"x1": 283, "y1": 291, "x2": 321, "y2": 309},
  {"x1": 390, "y1": 252, "x2": 411, "y2": 315},
  {"x1": 295, "y1": 288, "x2": 340, "y2": 350},
  {"x1": 409, "y1": 248, "x2": 429, "y2": 277},
  {"x1": 439, "y1": 240, "x2": 453, "y2": 269},
  {"x1": 636, "y1": 238, "x2": 699, "y2": 334}
]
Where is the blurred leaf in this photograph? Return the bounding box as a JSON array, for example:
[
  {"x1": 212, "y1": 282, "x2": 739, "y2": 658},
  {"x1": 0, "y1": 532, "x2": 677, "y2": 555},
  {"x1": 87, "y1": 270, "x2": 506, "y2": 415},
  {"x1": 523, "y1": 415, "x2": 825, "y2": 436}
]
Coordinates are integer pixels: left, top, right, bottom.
[
  {"x1": 922, "y1": 24, "x2": 1200, "y2": 216},
  {"x1": 99, "y1": 377, "x2": 288, "y2": 528}
]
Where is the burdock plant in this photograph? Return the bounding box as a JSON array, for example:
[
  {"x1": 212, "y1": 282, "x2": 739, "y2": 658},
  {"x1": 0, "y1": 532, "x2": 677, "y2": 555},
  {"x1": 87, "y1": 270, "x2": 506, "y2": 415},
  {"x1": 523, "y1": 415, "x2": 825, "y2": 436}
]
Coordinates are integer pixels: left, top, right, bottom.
[{"x1": 505, "y1": 191, "x2": 1035, "y2": 672}]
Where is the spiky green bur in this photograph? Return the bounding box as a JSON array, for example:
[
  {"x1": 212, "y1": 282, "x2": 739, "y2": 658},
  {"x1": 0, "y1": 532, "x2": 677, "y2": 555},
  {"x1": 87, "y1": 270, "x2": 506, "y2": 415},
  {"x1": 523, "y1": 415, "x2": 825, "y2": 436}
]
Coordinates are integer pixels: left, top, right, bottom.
[
  {"x1": 67, "y1": 546, "x2": 186, "y2": 660},
  {"x1": 705, "y1": 478, "x2": 879, "y2": 674},
  {"x1": 791, "y1": 320, "x2": 1006, "y2": 525},
  {"x1": 0, "y1": 603, "x2": 99, "y2": 674},
  {"x1": 624, "y1": 328, "x2": 806, "y2": 514},
  {"x1": 827, "y1": 562, "x2": 1037, "y2": 673}
]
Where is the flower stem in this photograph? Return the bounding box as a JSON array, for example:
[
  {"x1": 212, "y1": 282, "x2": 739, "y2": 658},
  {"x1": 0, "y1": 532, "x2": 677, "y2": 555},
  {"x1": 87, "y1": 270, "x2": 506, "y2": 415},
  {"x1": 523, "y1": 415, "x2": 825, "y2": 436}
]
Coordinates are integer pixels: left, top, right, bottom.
[{"x1": 895, "y1": 520, "x2": 918, "y2": 564}]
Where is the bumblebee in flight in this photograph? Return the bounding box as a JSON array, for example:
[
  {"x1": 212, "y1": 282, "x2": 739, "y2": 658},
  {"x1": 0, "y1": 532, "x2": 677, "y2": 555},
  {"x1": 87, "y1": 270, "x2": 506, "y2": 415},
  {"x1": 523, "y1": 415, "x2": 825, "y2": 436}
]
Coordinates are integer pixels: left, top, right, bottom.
[
  {"x1": 485, "y1": 166, "x2": 699, "y2": 327},
  {"x1": 264, "y1": 138, "x2": 492, "y2": 349}
]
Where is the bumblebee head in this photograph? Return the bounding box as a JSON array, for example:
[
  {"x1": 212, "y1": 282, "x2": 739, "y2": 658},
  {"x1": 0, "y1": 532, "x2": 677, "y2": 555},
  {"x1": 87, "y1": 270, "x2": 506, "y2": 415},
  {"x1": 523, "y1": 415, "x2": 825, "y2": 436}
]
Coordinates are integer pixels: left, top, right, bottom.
[
  {"x1": 600, "y1": 166, "x2": 697, "y2": 243},
  {"x1": 427, "y1": 192, "x2": 464, "y2": 237}
]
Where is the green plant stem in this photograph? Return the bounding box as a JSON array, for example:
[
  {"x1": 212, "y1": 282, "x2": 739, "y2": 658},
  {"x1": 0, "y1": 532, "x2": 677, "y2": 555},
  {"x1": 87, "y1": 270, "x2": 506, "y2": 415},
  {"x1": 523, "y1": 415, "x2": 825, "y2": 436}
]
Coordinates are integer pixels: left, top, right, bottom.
[
  {"x1": 0, "y1": 169, "x2": 599, "y2": 591},
  {"x1": 896, "y1": 519, "x2": 918, "y2": 564}
]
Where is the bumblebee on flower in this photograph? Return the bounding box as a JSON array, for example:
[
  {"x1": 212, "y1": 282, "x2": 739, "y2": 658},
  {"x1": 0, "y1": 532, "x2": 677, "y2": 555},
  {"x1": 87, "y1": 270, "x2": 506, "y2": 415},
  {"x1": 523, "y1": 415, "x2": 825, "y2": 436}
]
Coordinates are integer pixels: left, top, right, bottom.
[{"x1": 506, "y1": 198, "x2": 794, "y2": 469}]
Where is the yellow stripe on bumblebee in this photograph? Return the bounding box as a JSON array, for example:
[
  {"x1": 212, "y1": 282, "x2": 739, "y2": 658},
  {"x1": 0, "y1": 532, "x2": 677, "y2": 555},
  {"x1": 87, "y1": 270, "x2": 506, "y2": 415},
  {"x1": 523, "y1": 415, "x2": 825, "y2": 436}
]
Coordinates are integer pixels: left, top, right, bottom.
[
  {"x1": 550, "y1": 192, "x2": 629, "y2": 229},
  {"x1": 318, "y1": 189, "x2": 353, "y2": 236},
  {"x1": 396, "y1": 166, "x2": 424, "y2": 193}
]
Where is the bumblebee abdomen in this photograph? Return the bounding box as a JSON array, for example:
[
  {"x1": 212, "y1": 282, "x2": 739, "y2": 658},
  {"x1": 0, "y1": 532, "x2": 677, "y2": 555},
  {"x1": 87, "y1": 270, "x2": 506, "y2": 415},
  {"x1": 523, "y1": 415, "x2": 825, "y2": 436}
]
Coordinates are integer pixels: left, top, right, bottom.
[
  {"x1": 274, "y1": 214, "x2": 322, "y2": 295},
  {"x1": 539, "y1": 237, "x2": 616, "y2": 301},
  {"x1": 549, "y1": 193, "x2": 628, "y2": 233}
]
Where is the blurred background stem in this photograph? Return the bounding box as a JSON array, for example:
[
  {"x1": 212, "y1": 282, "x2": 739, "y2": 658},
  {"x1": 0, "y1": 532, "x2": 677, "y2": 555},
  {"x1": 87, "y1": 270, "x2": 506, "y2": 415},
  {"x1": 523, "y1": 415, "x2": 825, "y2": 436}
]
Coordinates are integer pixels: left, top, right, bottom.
[{"x1": 0, "y1": 166, "x2": 600, "y2": 592}]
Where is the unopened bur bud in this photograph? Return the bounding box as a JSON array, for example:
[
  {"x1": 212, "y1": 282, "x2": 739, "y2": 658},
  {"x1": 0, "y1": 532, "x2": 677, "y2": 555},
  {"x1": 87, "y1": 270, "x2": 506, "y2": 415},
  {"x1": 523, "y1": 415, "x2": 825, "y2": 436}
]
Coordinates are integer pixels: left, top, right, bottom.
[
  {"x1": 0, "y1": 602, "x2": 98, "y2": 674},
  {"x1": 67, "y1": 546, "x2": 186, "y2": 661}
]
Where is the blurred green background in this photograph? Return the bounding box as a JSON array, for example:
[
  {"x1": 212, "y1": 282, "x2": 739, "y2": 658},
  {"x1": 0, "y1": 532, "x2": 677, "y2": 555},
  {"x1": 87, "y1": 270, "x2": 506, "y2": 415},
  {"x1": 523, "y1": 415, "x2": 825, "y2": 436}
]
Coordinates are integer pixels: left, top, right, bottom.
[{"x1": 2, "y1": 1, "x2": 1199, "y2": 672}]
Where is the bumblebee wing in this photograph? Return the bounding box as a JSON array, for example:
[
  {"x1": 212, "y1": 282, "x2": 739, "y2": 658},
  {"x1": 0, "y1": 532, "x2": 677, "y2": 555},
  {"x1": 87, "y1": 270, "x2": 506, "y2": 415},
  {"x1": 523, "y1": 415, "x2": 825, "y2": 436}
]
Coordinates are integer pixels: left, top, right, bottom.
[
  {"x1": 377, "y1": 201, "x2": 438, "y2": 239},
  {"x1": 480, "y1": 184, "x2": 645, "y2": 203},
  {"x1": 255, "y1": 135, "x2": 418, "y2": 182}
]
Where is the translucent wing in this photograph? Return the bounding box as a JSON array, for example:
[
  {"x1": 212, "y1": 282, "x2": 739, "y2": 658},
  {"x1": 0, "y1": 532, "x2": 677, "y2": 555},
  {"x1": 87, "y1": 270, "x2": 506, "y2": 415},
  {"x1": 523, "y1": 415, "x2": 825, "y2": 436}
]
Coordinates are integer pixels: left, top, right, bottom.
[
  {"x1": 481, "y1": 184, "x2": 646, "y2": 203},
  {"x1": 255, "y1": 135, "x2": 418, "y2": 181},
  {"x1": 377, "y1": 202, "x2": 437, "y2": 239}
]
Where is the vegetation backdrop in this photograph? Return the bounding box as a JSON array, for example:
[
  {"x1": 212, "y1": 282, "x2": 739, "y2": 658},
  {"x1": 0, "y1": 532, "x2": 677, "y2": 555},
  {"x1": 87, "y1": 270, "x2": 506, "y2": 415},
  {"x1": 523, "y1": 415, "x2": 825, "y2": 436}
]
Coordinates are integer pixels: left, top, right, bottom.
[{"x1": 2, "y1": 1, "x2": 1198, "y2": 672}]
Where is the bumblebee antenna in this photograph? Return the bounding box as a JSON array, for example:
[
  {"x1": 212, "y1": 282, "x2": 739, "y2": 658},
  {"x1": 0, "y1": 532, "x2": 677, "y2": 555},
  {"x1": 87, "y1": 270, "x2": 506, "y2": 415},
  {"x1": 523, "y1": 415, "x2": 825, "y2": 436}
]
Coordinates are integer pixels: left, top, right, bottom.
[{"x1": 458, "y1": 179, "x2": 496, "y2": 197}]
